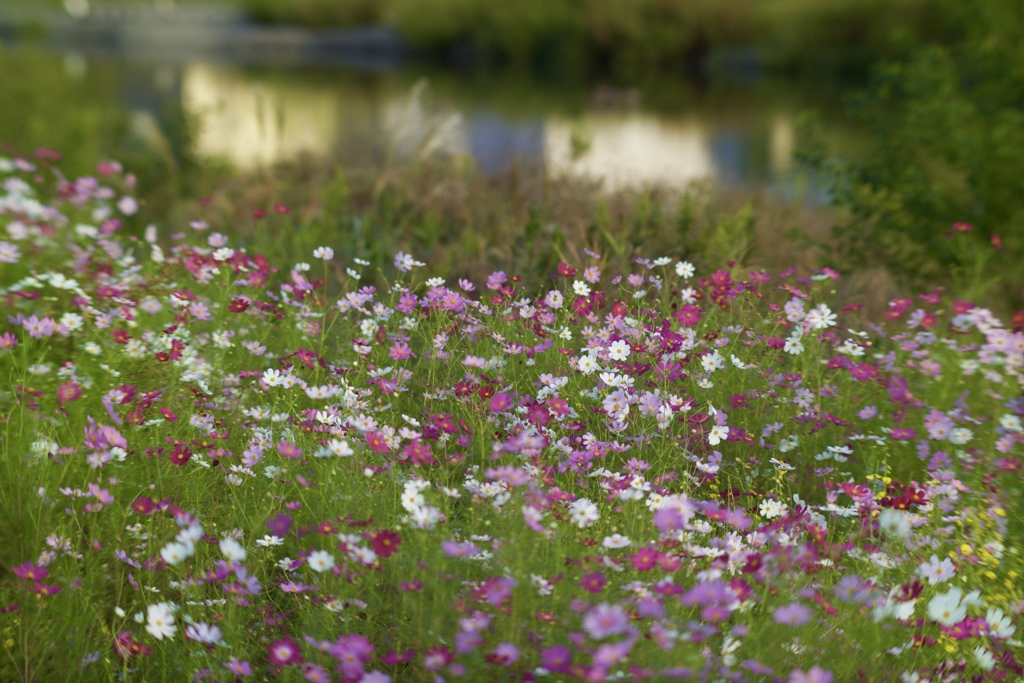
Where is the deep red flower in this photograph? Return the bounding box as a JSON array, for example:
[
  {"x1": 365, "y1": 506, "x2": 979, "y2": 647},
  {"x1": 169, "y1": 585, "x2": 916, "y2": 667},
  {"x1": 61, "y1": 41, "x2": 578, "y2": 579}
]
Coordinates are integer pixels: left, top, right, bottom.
[
  {"x1": 168, "y1": 445, "x2": 192, "y2": 466},
  {"x1": 229, "y1": 297, "x2": 251, "y2": 313},
  {"x1": 371, "y1": 530, "x2": 401, "y2": 558}
]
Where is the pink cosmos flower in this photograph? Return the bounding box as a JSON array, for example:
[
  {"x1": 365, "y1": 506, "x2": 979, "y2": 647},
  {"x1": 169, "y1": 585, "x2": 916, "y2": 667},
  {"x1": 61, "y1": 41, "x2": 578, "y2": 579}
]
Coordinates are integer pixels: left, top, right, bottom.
[
  {"x1": 56, "y1": 381, "x2": 82, "y2": 404},
  {"x1": 489, "y1": 392, "x2": 513, "y2": 412},
  {"x1": 224, "y1": 657, "x2": 252, "y2": 676},
  {"x1": 365, "y1": 431, "x2": 390, "y2": 453},
  {"x1": 268, "y1": 637, "x2": 303, "y2": 667},
  {"x1": 276, "y1": 441, "x2": 303, "y2": 459},
  {"x1": 12, "y1": 563, "x2": 48, "y2": 581},
  {"x1": 789, "y1": 666, "x2": 833, "y2": 683}
]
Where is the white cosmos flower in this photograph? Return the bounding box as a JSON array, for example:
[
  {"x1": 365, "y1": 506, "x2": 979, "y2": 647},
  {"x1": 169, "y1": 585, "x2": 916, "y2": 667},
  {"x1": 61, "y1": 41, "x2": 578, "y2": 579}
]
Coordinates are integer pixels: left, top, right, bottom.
[
  {"x1": 949, "y1": 427, "x2": 973, "y2": 445},
  {"x1": 256, "y1": 535, "x2": 284, "y2": 547},
  {"x1": 327, "y1": 439, "x2": 353, "y2": 457},
  {"x1": 145, "y1": 602, "x2": 177, "y2": 640},
  {"x1": 707, "y1": 424, "x2": 729, "y2": 445},
  {"x1": 177, "y1": 523, "x2": 204, "y2": 545},
  {"x1": 927, "y1": 587, "x2": 966, "y2": 626},
  {"x1": 975, "y1": 646, "x2": 997, "y2": 671},
  {"x1": 307, "y1": 550, "x2": 336, "y2": 573},
  {"x1": 160, "y1": 542, "x2": 191, "y2": 566},
  {"x1": 607, "y1": 340, "x2": 631, "y2": 361},
  {"x1": 602, "y1": 534, "x2": 632, "y2": 549},
  {"x1": 219, "y1": 537, "x2": 247, "y2": 563},
  {"x1": 916, "y1": 554, "x2": 955, "y2": 585},
  {"x1": 350, "y1": 546, "x2": 377, "y2": 565},
  {"x1": 59, "y1": 312, "x2": 84, "y2": 331},
  {"x1": 577, "y1": 355, "x2": 599, "y2": 375},
  {"x1": 758, "y1": 499, "x2": 787, "y2": 519},
  {"x1": 986, "y1": 607, "x2": 1016, "y2": 639},
  {"x1": 701, "y1": 351, "x2": 724, "y2": 373},
  {"x1": 805, "y1": 304, "x2": 837, "y2": 330},
  {"x1": 313, "y1": 246, "x2": 334, "y2": 260},
  {"x1": 184, "y1": 622, "x2": 222, "y2": 644},
  {"x1": 262, "y1": 368, "x2": 283, "y2": 387},
  {"x1": 572, "y1": 281, "x2": 591, "y2": 296},
  {"x1": 675, "y1": 261, "x2": 695, "y2": 279},
  {"x1": 878, "y1": 509, "x2": 911, "y2": 539}
]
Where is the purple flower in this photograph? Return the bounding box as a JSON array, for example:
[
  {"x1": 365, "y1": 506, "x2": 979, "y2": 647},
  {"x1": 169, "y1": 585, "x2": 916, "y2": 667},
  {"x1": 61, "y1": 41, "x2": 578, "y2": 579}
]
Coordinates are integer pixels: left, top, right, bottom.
[
  {"x1": 223, "y1": 657, "x2": 253, "y2": 676},
  {"x1": 267, "y1": 513, "x2": 293, "y2": 537},
  {"x1": 680, "y1": 580, "x2": 731, "y2": 607},
  {"x1": 789, "y1": 666, "x2": 833, "y2": 683},
  {"x1": 580, "y1": 572, "x2": 606, "y2": 594},
  {"x1": 582, "y1": 603, "x2": 630, "y2": 639},
  {"x1": 540, "y1": 645, "x2": 572, "y2": 672},
  {"x1": 701, "y1": 603, "x2": 732, "y2": 622},
  {"x1": 489, "y1": 392, "x2": 513, "y2": 412},
  {"x1": 593, "y1": 638, "x2": 634, "y2": 668},
  {"x1": 653, "y1": 494, "x2": 696, "y2": 531},
  {"x1": 0, "y1": 241, "x2": 21, "y2": 263},
  {"x1": 480, "y1": 576, "x2": 515, "y2": 606},
  {"x1": 636, "y1": 598, "x2": 665, "y2": 619},
  {"x1": 455, "y1": 630, "x2": 482, "y2": 654},
  {"x1": 268, "y1": 636, "x2": 303, "y2": 667},
  {"x1": 488, "y1": 643, "x2": 519, "y2": 665},
  {"x1": 774, "y1": 602, "x2": 814, "y2": 626},
  {"x1": 23, "y1": 315, "x2": 56, "y2": 339},
  {"x1": 890, "y1": 427, "x2": 917, "y2": 441},
  {"x1": 442, "y1": 540, "x2": 479, "y2": 558}
]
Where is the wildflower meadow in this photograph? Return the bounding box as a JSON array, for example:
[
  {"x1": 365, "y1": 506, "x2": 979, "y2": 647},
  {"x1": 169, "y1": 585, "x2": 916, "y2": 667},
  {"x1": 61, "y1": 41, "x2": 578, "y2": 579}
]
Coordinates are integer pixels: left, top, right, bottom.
[{"x1": 2, "y1": 154, "x2": 1024, "y2": 683}]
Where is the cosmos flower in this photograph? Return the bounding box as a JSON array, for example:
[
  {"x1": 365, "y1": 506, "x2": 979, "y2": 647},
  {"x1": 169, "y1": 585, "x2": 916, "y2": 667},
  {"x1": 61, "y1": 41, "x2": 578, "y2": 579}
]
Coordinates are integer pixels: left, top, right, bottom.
[{"x1": 145, "y1": 602, "x2": 177, "y2": 640}]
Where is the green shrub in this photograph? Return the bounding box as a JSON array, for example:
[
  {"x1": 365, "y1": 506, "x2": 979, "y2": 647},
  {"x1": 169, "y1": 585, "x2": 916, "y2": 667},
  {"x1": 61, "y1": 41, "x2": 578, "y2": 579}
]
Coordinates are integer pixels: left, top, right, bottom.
[
  {"x1": 244, "y1": 0, "x2": 386, "y2": 25},
  {"x1": 799, "y1": 0, "x2": 1024, "y2": 306}
]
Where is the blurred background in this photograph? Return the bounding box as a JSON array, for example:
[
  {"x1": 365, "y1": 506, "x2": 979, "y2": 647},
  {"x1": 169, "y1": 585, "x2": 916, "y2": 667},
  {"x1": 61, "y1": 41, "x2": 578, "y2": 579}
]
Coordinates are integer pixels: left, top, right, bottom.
[{"x1": 1, "y1": 0, "x2": 1021, "y2": 313}]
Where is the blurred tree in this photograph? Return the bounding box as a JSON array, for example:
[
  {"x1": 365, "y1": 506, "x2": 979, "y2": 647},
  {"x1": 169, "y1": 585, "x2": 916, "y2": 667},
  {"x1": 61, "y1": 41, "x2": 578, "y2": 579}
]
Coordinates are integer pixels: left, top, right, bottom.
[{"x1": 799, "y1": 0, "x2": 1024, "y2": 305}]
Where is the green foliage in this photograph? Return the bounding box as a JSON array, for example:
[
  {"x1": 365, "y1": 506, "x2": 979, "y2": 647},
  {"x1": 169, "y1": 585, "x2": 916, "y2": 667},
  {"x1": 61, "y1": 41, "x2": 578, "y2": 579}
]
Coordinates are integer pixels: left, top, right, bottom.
[
  {"x1": 0, "y1": 47, "x2": 226, "y2": 227},
  {"x1": 236, "y1": 0, "x2": 936, "y2": 75},
  {"x1": 799, "y1": 0, "x2": 1024, "y2": 305},
  {"x1": 244, "y1": 0, "x2": 385, "y2": 25}
]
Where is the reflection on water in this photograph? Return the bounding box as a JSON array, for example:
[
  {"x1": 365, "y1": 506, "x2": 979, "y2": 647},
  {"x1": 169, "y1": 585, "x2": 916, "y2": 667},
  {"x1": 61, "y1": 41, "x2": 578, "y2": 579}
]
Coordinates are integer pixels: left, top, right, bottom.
[
  {"x1": 183, "y1": 63, "x2": 347, "y2": 167},
  {"x1": 2, "y1": 47, "x2": 852, "y2": 199},
  {"x1": 546, "y1": 115, "x2": 715, "y2": 189},
  {"x1": 178, "y1": 63, "x2": 817, "y2": 195}
]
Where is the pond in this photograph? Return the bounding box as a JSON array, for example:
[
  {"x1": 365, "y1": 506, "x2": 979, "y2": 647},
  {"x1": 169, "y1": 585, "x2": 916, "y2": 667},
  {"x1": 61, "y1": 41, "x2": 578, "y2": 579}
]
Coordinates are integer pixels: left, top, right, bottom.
[{"x1": 0, "y1": 25, "x2": 860, "y2": 206}]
